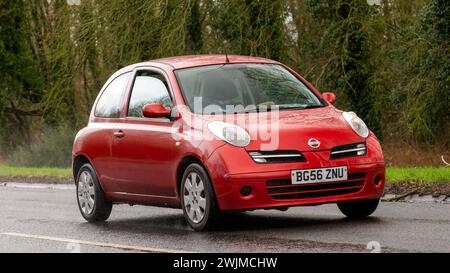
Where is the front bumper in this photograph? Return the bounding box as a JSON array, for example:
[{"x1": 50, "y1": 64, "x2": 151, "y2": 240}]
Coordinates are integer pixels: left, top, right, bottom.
[{"x1": 205, "y1": 137, "x2": 385, "y2": 211}]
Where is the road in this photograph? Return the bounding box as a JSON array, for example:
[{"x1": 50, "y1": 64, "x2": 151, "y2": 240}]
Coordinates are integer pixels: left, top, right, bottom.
[{"x1": 0, "y1": 184, "x2": 449, "y2": 253}]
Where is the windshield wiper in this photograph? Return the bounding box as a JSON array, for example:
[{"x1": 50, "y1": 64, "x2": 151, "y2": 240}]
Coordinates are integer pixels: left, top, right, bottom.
[
  {"x1": 300, "y1": 105, "x2": 325, "y2": 109},
  {"x1": 231, "y1": 105, "x2": 274, "y2": 114},
  {"x1": 230, "y1": 104, "x2": 325, "y2": 114},
  {"x1": 277, "y1": 104, "x2": 325, "y2": 110}
]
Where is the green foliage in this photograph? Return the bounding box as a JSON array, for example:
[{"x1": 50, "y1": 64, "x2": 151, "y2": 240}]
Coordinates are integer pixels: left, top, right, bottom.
[
  {"x1": 306, "y1": 0, "x2": 381, "y2": 134},
  {"x1": 291, "y1": 0, "x2": 448, "y2": 143},
  {"x1": 405, "y1": 0, "x2": 449, "y2": 141},
  {"x1": 9, "y1": 125, "x2": 76, "y2": 168},
  {"x1": 208, "y1": 0, "x2": 287, "y2": 60},
  {"x1": 0, "y1": 0, "x2": 44, "y2": 147},
  {"x1": 186, "y1": 0, "x2": 204, "y2": 52}
]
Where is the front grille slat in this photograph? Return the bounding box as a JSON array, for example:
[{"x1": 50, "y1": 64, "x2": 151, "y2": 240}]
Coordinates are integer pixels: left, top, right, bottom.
[
  {"x1": 330, "y1": 142, "x2": 366, "y2": 160},
  {"x1": 266, "y1": 172, "x2": 366, "y2": 200},
  {"x1": 248, "y1": 150, "x2": 306, "y2": 163},
  {"x1": 269, "y1": 184, "x2": 363, "y2": 196},
  {"x1": 271, "y1": 188, "x2": 361, "y2": 200}
]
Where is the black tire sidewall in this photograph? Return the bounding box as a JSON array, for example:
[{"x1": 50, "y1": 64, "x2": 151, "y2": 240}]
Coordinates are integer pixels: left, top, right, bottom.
[
  {"x1": 76, "y1": 163, "x2": 111, "y2": 222},
  {"x1": 338, "y1": 198, "x2": 380, "y2": 218},
  {"x1": 180, "y1": 163, "x2": 217, "y2": 231}
]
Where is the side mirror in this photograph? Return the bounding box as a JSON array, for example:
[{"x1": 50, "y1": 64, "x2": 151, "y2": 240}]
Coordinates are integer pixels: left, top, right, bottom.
[
  {"x1": 322, "y1": 92, "x2": 336, "y2": 104},
  {"x1": 142, "y1": 103, "x2": 171, "y2": 118}
]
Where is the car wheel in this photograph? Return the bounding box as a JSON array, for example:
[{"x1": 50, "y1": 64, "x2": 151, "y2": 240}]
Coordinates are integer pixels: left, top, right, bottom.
[
  {"x1": 76, "y1": 163, "x2": 112, "y2": 222},
  {"x1": 180, "y1": 163, "x2": 218, "y2": 231},
  {"x1": 337, "y1": 198, "x2": 380, "y2": 218}
]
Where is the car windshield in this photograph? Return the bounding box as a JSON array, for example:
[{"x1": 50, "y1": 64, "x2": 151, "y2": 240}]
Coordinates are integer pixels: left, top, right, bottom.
[{"x1": 175, "y1": 63, "x2": 325, "y2": 114}]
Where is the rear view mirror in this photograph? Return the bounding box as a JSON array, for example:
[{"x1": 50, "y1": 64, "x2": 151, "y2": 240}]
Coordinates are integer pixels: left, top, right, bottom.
[
  {"x1": 322, "y1": 92, "x2": 336, "y2": 104},
  {"x1": 142, "y1": 103, "x2": 171, "y2": 118}
]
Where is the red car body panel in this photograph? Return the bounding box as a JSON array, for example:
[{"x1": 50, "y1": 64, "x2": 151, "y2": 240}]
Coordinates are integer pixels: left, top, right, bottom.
[{"x1": 72, "y1": 55, "x2": 385, "y2": 211}]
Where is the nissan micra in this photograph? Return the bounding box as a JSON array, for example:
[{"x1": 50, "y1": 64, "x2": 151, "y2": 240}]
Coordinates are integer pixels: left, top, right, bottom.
[{"x1": 72, "y1": 55, "x2": 385, "y2": 231}]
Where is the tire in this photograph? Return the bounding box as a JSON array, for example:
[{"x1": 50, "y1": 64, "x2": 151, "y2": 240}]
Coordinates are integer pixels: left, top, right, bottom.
[
  {"x1": 180, "y1": 163, "x2": 218, "y2": 231},
  {"x1": 337, "y1": 198, "x2": 380, "y2": 219},
  {"x1": 76, "y1": 163, "x2": 112, "y2": 222}
]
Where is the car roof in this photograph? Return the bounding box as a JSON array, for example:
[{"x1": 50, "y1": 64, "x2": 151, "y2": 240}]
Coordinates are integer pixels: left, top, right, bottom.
[
  {"x1": 108, "y1": 55, "x2": 281, "y2": 83},
  {"x1": 150, "y1": 54, "x2": 279, "y2": 70}
]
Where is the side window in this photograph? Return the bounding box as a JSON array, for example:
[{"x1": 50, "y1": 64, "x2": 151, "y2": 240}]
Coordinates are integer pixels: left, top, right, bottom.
[
  {"x1": 95, "y1": 72, "x2": 130, "y2": 118},
  {"x1": 128, "y1": 70, "x2": 174, "y2": 118}
]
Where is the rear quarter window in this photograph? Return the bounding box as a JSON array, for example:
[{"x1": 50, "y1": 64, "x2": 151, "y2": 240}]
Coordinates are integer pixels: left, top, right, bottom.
[{"x1": 95, "y1": 72, "x2": 131, "y2": 118}]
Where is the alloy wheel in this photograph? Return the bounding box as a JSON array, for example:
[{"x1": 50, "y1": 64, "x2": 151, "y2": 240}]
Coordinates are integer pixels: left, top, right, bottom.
[
  {"x1": 77, "y1": 170, "x2": 96, "y2": 215},
  {"x1": 183, "y1": 172, "x2": 207, "y2": 224}
]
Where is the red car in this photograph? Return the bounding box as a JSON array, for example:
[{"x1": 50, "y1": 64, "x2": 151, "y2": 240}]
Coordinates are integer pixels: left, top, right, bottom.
[{"x1": 72, "y1": 55, "x2": 385, "y2": 231}]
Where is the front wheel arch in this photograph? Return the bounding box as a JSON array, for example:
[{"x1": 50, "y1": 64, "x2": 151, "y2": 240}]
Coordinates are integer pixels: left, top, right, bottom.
[
  {"x1": 176, "y1": 156, "x2": 204, "y2": 197},
  {"x1": 176, "y1": 156, "x2": 218, "y2": 207}
]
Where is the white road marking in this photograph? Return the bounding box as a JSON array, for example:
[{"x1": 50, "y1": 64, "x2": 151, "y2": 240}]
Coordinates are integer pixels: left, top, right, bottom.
[
  {"x1": 0, "y1": 182, "x2": 75, "y2": 190},
  {"x1": 0, "y1": 232, "x2": 192, "y2": 253}
]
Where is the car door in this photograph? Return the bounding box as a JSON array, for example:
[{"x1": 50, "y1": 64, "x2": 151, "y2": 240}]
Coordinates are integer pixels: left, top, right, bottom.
[
  {"x1": 90, "y1": 71, "x2": 132, "y2": 193},
  {"x1": 110, "y1": 68, "x2": 178, "y2": 197}
]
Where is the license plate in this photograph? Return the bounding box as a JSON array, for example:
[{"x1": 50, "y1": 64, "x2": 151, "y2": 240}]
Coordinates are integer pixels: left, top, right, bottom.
[{"x1": 291, "y1": 166, "x2": 348, "y2": 184}]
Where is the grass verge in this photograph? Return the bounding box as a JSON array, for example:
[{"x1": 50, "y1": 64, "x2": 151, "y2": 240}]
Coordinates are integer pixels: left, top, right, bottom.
[
  {"x1": 387, "y1": 167, "x2": 450, "y2": 183},
  {"x1": 0, "y1": 165, "x2": 71, "y2": 178},
  {"x1": 0, "y1": 165, "x2": 72, "y2": 183}
]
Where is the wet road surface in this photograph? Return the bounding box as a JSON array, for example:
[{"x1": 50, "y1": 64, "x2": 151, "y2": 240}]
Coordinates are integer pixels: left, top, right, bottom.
[{"x1": 1, "y1": 185, "x2": 449, "y2": 253}]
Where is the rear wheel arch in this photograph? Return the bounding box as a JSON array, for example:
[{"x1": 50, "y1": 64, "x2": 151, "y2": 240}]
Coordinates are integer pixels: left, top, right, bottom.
[
  {"x1": 73, "y1": 155, "x2": 92, "y2": 182},
  {"x1": 73, "y1": 155, "x2": 109, "y2": 199}
]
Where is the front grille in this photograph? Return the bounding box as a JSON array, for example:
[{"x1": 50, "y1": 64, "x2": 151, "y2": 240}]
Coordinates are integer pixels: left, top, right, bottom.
[
  {"x1": 266, "y1": 172, "x2": 366, "y2": 200},
  {"x1": 330, "y1": 142, "x2": 366, "y2": 159},
  {"x1": 248, "y1": 150, "x2": 306, "y2": 163}
]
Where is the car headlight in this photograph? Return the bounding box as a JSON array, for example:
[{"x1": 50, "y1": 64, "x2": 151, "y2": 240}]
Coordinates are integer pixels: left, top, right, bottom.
[
  {"x1": 207, "y1": 121, "x2": 251, "y2": 147},
  {"x1": 342, "y1": 112, "x2": 369, "y2": 138}
]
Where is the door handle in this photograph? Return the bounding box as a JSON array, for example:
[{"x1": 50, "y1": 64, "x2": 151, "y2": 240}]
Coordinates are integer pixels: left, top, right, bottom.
[{"x1": 113, "y1": 130, "x2": 125, "y2": 138}]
